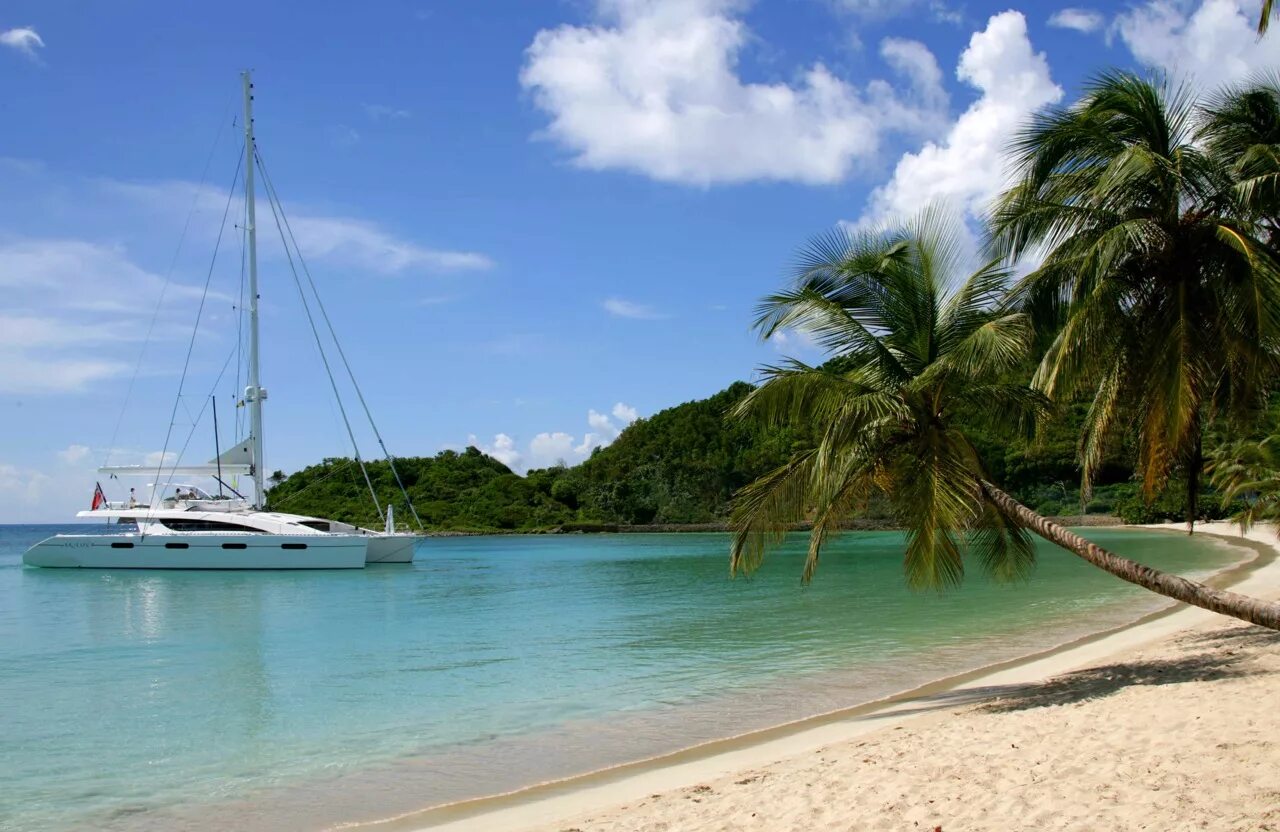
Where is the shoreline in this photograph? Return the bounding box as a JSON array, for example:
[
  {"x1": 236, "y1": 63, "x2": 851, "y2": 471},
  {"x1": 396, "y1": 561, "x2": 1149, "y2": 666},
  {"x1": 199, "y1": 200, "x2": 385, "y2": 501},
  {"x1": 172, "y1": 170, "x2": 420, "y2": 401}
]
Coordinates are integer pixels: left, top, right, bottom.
[
  {"x1": 19, "y1": 515, "x2": 1127, "y2": 536},
  {"x1": 420, "y1": 514, "x2": 1125, "y2": 536},
  {"x1": 345, "y1": 522, "x2": 1277, "y2": 832}
]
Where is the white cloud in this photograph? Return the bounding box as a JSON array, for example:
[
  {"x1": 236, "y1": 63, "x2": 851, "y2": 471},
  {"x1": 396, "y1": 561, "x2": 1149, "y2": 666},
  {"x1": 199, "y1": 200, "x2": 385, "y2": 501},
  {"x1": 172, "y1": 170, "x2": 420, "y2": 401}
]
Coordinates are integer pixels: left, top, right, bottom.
[
  {"x1": 929, "y1": 2, "x2": 965, "y2": 25},
  {"x1": 468, "y1": 401, "x2": 641, "y2": 472},
  {"x1": 468, "y1": 432, "x2": 522, "y2": 469},
  {"x1": 880, "y1": 38, "x2": 947, "y2": 113},
  {"x1": 0, "y1": 358, "x2": 129, "y2": 395},
  {"x1": 853, "y1": 11, "x2": 1062, "y2": 231},
  {"x1": 0, "y1": 239, "x2": 209, "y2": 313},
  {"x1": 0, "y1": 239, "x2": 204, "y2": 393},
  {"x1": 520, "y1": 0, "x2": 950, "y2": 185},
  {"x1": 834, "y1": 0, "x2": 963, "y2": 24},
  {"x1": 57, "y1": 444, "x2": 92, "y2": 464},
  {"x1": 587, "y1": 408, "x2": 615, "y2": 434},
  {"x1": 98, "y1": 175, "x2": 494, "y2": 276},
  {"x1": 287, "y1": 215, "x2": 494, "y2": 274},
  {"x1": 768, "y1": 328, "x2": 821, "y2": 354},
  {"x1": 0, "y1": 453, "x2": 135, "y2": 522},
  {"x1": 143, "y1": 450, "x2": 178, "y2": 467},
  {"x1": 0, "y1": 445, "x2": 173, "y2": 521},
  {"x1": 603, "y1": 297, "x2": 667, "y2": 319},
  {"x1": 529, "y1": 431, "x2": 578, "y2": 467},
  {"x1": 834, "y1": 0, "x2": 902, "y2": 14},
  {"x1": 0, "y1": 27, "x2": 43, "y2": 59},
  {"x1": 1048, "y1": 8, "x2": 1105, "y2": 32},
  {"x1": 0, "y1": 156, "x2": 44, "y2": 175},
  {"x1": 0, "y1": 462, "x2": 55, "y2": 521},
  {"x1": 1115, "y1": 0, "x2": 1280, "y2": 89},
  {"x1": 0, "y1": 313, "x2": 183, "y2": 348},
  {"x1": 364, "y1": 104, "x2": 412, "y2": 120},
  {"x1": 328, "y1": 125, "x2": 361, "y2": 148},
  {"x1": 612, "y1": 402, "x2": 639, "y2": 424}
]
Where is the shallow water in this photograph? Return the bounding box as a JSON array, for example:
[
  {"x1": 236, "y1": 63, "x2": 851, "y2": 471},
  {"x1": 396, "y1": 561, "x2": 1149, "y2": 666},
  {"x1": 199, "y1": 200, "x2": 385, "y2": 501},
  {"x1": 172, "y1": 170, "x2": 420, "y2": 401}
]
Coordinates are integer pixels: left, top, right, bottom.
[{"x1": 0, "y1": 524, "x2": 1243, "y2": 831}]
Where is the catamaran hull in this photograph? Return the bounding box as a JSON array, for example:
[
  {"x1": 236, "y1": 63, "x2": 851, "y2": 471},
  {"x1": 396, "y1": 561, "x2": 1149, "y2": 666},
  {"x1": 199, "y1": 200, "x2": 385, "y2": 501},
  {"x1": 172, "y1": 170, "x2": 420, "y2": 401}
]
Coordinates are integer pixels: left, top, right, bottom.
[
  {"x1": 23, "y1": 534, "x2": 367, "y2": 569},
  {"x1": 365, "y1": 534, "x2": 421, "y2": 564}
]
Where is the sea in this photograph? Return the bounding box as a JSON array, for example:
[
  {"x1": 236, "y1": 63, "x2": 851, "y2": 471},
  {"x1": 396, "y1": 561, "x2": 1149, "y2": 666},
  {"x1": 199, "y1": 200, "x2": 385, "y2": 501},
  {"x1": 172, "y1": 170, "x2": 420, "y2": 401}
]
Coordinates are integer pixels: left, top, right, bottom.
[{"x1": 0, "y1": 523, "x2": 1247, "y2": 831}]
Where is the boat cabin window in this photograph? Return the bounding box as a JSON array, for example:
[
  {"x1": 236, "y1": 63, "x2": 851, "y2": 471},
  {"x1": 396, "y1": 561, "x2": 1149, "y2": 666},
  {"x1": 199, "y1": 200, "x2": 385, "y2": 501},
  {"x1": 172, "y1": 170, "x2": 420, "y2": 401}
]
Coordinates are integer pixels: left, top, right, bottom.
[
  {"x1": 159, "y1": 519, "x2": 262, "y2": 533},
  {"x1": 298, "y1": 521, "x2": 331, "y2": 532}
]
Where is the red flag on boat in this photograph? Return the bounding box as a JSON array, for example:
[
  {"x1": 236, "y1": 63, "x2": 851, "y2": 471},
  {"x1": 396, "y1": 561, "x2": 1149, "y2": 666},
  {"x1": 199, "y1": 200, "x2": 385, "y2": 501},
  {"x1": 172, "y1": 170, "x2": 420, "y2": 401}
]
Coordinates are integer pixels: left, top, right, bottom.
[{"x1": 90, "y1": 482, "x2": 107, "y2": 511}]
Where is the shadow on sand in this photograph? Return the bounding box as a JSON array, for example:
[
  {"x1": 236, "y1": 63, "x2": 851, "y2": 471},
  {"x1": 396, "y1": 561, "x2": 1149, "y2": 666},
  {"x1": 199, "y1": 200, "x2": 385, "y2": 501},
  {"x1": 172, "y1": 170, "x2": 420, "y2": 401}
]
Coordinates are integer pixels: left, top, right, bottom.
[
  {"x1": 972, "y1": 625, "x2": 1280, "y2": 714},
  {"x1": 852, "y1": 625, "x2": 1280, "y2": 726}
]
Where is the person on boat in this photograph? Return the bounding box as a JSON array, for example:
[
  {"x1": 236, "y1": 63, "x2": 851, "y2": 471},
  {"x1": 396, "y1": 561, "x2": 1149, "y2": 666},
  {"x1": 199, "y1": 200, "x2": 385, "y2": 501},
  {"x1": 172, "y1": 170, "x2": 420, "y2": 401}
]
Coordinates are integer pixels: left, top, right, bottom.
[{"x1": 128, "y1": 488, "x2": 138, "y2": 508}]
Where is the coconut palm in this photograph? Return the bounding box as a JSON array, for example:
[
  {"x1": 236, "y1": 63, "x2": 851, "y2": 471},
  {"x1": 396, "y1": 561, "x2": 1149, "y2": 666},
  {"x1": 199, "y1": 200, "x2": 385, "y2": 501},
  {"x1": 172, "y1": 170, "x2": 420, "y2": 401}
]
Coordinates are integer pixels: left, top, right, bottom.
[
  {"x1": 1203, "y1": 75, "x2": 1280, "y2": 237},
  {"x1": 1208, "y1": 434, "x2": 1280, "y2": 530},
  {"x1": 988, "y1": 73, "x2": 1280, "y2": 532},
  {"x1": 729, "y1": 210, "x2": 1280, "y2": 630}
]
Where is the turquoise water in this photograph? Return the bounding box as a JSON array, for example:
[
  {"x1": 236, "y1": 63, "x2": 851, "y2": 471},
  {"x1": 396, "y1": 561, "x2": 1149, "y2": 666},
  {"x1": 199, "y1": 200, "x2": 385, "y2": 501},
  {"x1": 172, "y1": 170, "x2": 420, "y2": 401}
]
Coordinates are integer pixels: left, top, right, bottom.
[{"x1": 0, "y1": 524, "x2": 1244, "y2": 831}]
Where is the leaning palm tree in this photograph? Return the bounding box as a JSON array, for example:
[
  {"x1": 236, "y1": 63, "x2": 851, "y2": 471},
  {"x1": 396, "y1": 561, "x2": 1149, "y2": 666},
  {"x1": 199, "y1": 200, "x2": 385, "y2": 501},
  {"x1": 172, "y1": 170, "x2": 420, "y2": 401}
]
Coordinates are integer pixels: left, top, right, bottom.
[
  {"x1": 730, "y1": 210, "x2": 1280, "y2": 630},
  {"x1": 988, "y1": 73, "x2": 1280, "y2": 532}
]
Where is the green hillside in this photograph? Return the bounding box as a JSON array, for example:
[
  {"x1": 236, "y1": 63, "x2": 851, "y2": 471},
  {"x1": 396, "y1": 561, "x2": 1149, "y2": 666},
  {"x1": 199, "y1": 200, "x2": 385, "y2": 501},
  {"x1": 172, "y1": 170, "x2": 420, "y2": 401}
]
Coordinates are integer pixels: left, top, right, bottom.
[
  {"x1": 267, "y1": 374, "x2": 1224, "y2": 532},
  {"x1": 266, "y1": 381, "x2": 798, "y2": 530}
]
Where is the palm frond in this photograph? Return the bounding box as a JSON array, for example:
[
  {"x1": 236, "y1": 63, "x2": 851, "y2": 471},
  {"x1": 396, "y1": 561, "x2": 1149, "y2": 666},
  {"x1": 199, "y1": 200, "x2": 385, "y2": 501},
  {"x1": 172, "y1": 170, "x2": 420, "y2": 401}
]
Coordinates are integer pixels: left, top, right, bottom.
[
  {"x1": 950, "y1": 383, "x2": 1052, "y2": 439},
  {"x1": 937, "y1": 256, "x2": 1015, "y2": 350},
  {"x1": 918, "y1": 311, "x2": 1032, "y2": 388},
  {"x1": 970, "y1": 497, "x2": 1036, "y2": 583},
  {"x1": 731, "y1": 360, "x2": 886, "y2": 429},
  {"x1": 1207, "y1": 436, "x2": 1280, "y2": 532},
  {"x1": 893, "y1": 430, "x2": 982, "y2": 590},
  {"x1": 729, "y1": 449, "x2": 820, "y2": 576},
  {"x1": 800, "y1": 446, "x2": 880, "y2": 583},
  {"x1": 1078, "y1": 363, "x2": 1125, "y2": 500}
]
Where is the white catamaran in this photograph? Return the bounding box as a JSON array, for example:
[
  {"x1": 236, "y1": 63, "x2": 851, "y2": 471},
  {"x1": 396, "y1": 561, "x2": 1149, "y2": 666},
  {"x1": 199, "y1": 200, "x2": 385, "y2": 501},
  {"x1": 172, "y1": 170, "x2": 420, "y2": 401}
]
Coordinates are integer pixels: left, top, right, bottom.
[{"x1": 24, "y1": 72, "x2": 424, "y2": 570}]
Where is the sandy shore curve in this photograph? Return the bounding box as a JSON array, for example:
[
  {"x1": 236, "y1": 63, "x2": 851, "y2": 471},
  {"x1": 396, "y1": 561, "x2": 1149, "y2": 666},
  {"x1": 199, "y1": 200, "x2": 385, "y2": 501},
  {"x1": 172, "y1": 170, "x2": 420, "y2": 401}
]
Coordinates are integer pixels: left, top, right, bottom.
[{"x1": 350, "y1": 522, "x2": 1280, "y2": 832}]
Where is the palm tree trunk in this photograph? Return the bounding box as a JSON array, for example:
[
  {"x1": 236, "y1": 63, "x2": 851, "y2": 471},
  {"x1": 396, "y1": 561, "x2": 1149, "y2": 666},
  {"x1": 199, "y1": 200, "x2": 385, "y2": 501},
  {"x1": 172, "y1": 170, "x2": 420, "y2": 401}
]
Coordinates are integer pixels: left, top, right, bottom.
[
  {"x1": 981, "y1": 481, "x2": 1280, "y2": 631},
  {"x1": 1186, "y1": 425, "x2": 1202, "y2": 536}
]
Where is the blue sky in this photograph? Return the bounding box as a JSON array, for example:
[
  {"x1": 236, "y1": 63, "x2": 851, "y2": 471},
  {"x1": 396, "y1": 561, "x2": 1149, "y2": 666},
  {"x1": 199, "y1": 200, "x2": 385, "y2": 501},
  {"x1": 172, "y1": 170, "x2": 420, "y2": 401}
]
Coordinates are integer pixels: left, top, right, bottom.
[{"x1": 1, "y1": 0, "x2": 1276, "y2": 521}]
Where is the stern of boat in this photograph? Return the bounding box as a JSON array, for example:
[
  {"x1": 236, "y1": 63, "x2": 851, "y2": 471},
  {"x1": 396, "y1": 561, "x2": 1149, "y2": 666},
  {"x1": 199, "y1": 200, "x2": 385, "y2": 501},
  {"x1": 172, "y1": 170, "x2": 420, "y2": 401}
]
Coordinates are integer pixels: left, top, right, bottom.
[{"x1": 364, "y1": 534, "x2": 421, "y2": 564}]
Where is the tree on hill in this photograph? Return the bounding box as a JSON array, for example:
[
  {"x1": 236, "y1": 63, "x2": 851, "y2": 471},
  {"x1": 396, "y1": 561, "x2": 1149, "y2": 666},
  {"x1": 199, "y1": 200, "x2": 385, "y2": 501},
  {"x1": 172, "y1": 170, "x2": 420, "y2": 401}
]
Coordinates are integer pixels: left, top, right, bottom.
[
  {"x1": 570, "y1": 382, "x2": 802, "y2": 524},
  {"x1": 267, "y1": 448, "x2": 578, "y2": 531}
]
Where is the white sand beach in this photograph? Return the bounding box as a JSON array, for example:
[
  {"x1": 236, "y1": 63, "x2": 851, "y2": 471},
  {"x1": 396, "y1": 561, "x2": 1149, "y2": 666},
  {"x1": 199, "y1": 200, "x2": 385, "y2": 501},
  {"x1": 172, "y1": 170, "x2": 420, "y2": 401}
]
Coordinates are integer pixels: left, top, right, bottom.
[{"x1": 389, "y1": 523, "x2": 1280, "y2": 832}]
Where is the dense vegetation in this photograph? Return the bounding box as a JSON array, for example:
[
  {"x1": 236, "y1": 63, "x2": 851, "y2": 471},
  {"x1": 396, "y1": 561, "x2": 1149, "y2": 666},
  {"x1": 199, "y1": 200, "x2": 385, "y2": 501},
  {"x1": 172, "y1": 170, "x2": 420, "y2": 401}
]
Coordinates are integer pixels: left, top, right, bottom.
[
  {"x1": 267, "y1": 370, "x2": 1256, "y2": 531},
  {"x1": 266, "y1": 448, "x2": 573, "y2": 531},
  {"x1": 266, "y1": 381, "x2": 803, "y2": 530}
]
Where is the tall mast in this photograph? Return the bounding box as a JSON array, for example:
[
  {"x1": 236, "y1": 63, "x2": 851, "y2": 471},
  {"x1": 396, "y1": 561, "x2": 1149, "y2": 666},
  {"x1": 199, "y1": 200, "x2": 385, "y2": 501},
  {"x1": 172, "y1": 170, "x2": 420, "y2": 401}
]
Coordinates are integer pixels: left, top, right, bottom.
[{"x1": 242, "y1": 71, "x2": 266, "y2": 508}]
